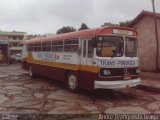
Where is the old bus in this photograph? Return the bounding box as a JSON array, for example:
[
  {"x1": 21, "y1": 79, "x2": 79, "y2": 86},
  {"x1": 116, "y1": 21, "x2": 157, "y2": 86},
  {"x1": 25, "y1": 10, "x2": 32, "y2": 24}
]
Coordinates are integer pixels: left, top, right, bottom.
[{"x1": 21, "y1": 26, "x2": 141, "y2": 92}]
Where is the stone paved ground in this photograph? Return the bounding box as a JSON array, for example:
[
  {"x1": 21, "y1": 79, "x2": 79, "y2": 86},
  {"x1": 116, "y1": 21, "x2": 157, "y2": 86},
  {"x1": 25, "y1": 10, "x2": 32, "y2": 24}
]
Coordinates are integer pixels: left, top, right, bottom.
[
  {"x1": 0, "y1": 64, "x2": 160, "y2": 119},
  {"x1": 141, "y1": 77, "x2": 160, "y2": 91}
]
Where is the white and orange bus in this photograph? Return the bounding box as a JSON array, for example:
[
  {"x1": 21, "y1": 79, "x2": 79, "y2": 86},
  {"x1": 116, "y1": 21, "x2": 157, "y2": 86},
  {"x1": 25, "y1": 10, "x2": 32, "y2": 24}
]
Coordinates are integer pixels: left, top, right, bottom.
[{"x1": 21, "y1": 26, "x2": 141, "y2": 92}]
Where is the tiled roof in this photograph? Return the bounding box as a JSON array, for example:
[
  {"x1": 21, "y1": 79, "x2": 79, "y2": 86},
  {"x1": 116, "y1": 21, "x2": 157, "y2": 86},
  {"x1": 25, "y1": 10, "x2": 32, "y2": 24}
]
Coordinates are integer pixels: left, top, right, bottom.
[{"x1": 128, "y1": 10, "x2": 160, "y2": 27}]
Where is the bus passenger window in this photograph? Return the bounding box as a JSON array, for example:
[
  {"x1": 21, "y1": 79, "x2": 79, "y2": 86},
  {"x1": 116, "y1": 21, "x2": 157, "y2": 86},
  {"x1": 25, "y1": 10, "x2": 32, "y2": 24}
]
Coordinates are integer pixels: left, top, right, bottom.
[
  {"x1": 33, "y1": 43, "x2": 38, "y2": 52},
  {"x1": 36, "y1": 47, "x2": 41, "y2": 51},
  {"x1": 46, "y1": 41, "x2": 51, "y2": 51},
  {"x1": 28, "y1": 43, "x2": 34, "y2": 52},
  {"x1": 47, "y1": 46, "x2": 51, "y2": 51},
  {"x1": 88, "y1": 40, "x2": 93, "y2": 58},
  {"x1": 52, "y1": 40, "x2": 63, "y2": 52},
  {"x1": 42, "y1": 42, "x2": 46, "y2": 51},
  {"x1": 64, "y1": 39, "x2": 78, "y2": 52},
  {"x1": 42, "y1": 47, "x2": 46, "y2": 51},
  {"x1": 41, "y1": 41, "x2": 51, "y2": 52}
]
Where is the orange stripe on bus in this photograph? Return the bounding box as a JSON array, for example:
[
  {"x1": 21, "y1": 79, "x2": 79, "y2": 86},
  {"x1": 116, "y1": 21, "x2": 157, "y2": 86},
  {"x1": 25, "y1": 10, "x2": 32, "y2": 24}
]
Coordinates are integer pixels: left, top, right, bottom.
[{"x1": 26, "y1": 53, "x2": 99, "y2": 73}]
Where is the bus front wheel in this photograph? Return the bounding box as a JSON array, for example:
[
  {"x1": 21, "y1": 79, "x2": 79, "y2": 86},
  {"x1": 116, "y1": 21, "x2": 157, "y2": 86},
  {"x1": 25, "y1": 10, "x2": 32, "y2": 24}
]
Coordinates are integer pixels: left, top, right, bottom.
[{"x1": 66, "y1": 73, "x2": 79, "y2": 92}]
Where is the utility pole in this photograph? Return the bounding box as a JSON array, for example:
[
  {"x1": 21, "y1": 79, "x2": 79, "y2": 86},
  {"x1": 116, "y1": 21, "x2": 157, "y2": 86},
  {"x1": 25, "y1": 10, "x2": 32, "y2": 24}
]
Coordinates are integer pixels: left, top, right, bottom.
[
  {"x1": 152, "y1": 0, "x2": 159, "y2": 71},
  {"x1": 7, "y1": 40, "x2": 10, "y2": 64}
]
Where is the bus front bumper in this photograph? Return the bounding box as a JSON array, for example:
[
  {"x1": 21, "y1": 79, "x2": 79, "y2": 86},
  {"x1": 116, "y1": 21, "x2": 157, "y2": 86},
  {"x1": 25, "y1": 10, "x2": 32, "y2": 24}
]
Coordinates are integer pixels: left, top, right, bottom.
[{"x1": 94, "y1": 78, "x2": 141, "y2": 89}]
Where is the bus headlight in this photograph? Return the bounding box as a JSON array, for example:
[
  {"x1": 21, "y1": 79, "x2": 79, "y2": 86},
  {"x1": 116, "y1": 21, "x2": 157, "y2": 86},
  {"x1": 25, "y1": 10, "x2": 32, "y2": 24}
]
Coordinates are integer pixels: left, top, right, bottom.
[
  {"x1": 136, "y1": 68, "x2": 141, "y2": 74},
  {"x1": 103, "y1": 70, "x2": 111, "y2": 75}
]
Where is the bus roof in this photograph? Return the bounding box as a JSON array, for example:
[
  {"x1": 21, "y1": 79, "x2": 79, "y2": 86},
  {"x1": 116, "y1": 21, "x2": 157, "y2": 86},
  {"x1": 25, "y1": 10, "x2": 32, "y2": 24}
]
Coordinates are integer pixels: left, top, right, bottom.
[{"x1": 24, "y1": 26, "x2": 138, "y2": 44}]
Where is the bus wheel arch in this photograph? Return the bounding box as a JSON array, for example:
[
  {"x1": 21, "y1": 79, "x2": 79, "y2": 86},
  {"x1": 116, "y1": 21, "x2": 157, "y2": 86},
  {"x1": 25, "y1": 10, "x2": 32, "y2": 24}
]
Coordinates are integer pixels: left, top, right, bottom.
[{"x1": 65, "y1": 71, "x2": 79, "y2": 92}]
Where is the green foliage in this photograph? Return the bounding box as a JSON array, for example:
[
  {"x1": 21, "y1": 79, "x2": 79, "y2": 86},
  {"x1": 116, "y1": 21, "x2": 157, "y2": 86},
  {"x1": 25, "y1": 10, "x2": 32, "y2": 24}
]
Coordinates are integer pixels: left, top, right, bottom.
[
  {"x1": 119, "y1": 20, "x2": 131, "y2": 27},
  {"x1": 101, "y1": 22, "x2": 118, "y2": 27},
  {"x1": 56, "y1": 26, "x2": 76, "y2": 34},
  {"x1": 78, "y1": 23, "x2": 89, "y2": 31},
  {"x1": 102, "y1": 20, "x2": 132, "y2": 27}
]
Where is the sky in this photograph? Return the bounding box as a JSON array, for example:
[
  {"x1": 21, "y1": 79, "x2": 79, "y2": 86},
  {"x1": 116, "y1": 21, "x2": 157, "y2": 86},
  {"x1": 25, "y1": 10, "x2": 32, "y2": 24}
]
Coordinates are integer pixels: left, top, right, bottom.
[{"x1": 0, "y1": 0, "x2": 160, "y2": 34}]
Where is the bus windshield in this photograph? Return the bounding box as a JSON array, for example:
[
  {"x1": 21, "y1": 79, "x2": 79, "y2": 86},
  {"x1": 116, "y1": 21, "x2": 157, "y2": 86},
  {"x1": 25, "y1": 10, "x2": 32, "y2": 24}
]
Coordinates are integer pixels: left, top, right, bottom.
[
  {"x1": 96, "y1": 36, "x2": 124, "y2": 57},
  {"x1": 125, "y1": 37, "x2": 137, "y2": 57}
]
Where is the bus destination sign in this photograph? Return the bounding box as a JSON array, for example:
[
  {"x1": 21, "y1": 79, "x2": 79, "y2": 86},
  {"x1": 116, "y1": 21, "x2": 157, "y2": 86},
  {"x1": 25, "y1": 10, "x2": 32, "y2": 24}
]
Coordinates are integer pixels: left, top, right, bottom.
[
  {"x1": 100, "y1": 59, "x2": 139, "y2": 68},
  {"x1": 113, "y1": 29, "x2": 133, "y2": 36}
]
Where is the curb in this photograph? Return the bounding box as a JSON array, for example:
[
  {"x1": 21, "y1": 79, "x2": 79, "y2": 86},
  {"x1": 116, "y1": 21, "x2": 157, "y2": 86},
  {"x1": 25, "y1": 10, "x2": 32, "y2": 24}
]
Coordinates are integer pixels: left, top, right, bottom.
[{"x1": 137, "y1": 84, "x2": 160, "y2": 93}]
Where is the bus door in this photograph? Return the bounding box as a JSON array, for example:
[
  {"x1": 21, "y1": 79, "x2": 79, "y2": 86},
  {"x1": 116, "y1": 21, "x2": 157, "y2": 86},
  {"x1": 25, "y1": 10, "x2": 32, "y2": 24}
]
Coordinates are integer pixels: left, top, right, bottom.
[{"x1": 80, "y1": 39, "x2": 93, "y2": 89}]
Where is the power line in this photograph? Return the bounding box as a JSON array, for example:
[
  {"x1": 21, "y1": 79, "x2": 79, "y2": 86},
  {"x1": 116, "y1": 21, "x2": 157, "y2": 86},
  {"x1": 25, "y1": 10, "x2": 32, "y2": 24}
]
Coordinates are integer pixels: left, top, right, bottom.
[{"x1": 152, "y1": 0, "x2": 159, "y2": 70}]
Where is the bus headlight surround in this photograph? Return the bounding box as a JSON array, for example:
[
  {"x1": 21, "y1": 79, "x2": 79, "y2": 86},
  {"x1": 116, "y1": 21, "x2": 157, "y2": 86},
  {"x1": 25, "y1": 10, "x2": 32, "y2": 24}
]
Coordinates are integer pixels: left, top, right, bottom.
[
  {"x1": 103, "y1": 70, "x2": 111, "y2": 75},
  {"x1": 136, "y1": 68, "x2": 141, "y2": 74}
]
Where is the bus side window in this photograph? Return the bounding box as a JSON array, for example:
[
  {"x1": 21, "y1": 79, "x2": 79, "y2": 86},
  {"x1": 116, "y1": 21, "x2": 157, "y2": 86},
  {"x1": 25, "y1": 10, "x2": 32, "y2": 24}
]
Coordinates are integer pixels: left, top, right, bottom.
[
  {"x1": 28, "y1": 43, "x2": 33, "y2": 52},
  {"x1": 34, "y1": 43, "x2": 38, "y2": 52},
  {"x1": 46, "y1": 41, "x2": 51, "y2": 51},
  {"x1": 37, "y1": 42, "x2": 42, "y2": 52},
  {"x1": 64, "y1": 39, "x2": 78, "y2": 52},
  {"x1": 37, "y1": 45, "x2": 42, "y2": 51},
  {"x1": 42, "y1": 42, "x2": 47, "y2": 52},
  {"x1": 41, "y1": 41, "x2": 51, "y2": 52},
  {"x1": 88, "y1": 40, "x2": 93, "y2": 58},
  {"x1": 52, "y1": 40, "x2": 63, "y2": 52}
]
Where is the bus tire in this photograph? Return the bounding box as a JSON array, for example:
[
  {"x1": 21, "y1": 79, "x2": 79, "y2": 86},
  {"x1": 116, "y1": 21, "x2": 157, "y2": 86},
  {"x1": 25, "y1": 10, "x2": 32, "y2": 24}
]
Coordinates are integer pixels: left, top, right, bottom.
[
  {"x1": 66, "y1": 73, "x2": 79, "y2": 92},
  {"x1": 29, "y1": 65, "x2": 36, "y2": 78}
]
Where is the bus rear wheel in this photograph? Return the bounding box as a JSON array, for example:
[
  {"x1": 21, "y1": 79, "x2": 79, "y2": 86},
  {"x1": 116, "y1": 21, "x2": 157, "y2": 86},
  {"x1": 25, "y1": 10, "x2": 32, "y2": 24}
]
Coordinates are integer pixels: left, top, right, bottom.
[
  {"x1": 29, "y1": 66, "x2": 36, "y2": 78},
  {"x1": 66, "y1": 73, "x2": 79, "y2": 92}
]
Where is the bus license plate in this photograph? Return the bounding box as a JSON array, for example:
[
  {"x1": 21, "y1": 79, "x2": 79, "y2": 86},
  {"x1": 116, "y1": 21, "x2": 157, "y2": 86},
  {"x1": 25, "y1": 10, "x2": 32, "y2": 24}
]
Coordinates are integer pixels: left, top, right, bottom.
[{"x1": 124, "y1": 75, "x2": 131, "y2": 80}]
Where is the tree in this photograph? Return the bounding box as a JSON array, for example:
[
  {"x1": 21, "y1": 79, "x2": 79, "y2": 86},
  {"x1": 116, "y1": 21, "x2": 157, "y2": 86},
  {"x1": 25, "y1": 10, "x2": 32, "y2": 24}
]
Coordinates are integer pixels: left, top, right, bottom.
[
  {"x1": 101, "y1": 20, "x2": 132, "y2": 27},
  {"x1": 101, "y1": 22, "x2": 118, "y2": 27},
  {"x1": 78, "y1": 23, "x2": 89, "y2": 31},
  {"x1": 119, "y1": 20, "x2": 131, "y2": 27},
  {"x1": 56, "y1": 26, "x2": 76, "y2": 34}
]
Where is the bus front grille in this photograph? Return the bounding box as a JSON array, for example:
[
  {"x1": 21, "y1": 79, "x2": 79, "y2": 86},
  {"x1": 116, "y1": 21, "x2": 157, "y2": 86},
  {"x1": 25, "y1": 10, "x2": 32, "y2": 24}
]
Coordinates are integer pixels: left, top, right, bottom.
[{"x1": 99, "y1": 68, "x2": 139, "y2": 78}]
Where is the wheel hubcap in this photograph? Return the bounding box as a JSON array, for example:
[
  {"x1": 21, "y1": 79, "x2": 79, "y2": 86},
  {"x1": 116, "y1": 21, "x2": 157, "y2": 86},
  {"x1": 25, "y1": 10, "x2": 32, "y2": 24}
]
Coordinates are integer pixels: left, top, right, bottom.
[
  {"x1": 68, "y1": 75, "x2": 77, "y2": 89},
  {"x1": 29, "y1": 67, "x2": 32, "y2": 76}
]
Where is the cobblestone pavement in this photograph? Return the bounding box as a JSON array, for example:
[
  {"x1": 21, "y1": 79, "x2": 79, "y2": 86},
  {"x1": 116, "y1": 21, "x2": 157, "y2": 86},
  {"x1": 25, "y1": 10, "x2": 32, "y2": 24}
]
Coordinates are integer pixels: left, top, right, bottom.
[{"x1": 0, "y1": 64, "x2": 160, "y2": 116}]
